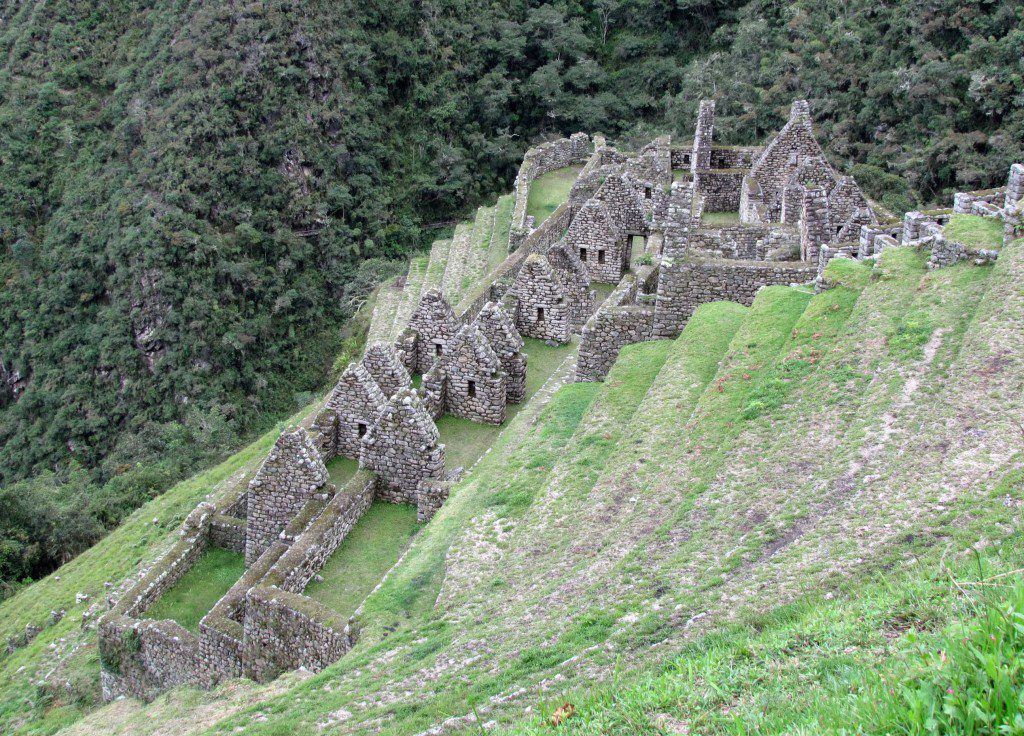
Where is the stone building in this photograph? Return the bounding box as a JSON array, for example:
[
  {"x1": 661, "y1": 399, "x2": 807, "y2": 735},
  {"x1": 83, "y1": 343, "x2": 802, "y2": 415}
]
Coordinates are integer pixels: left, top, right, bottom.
[
  {"x1": 361, "y1": 342, "x2": 410, "y2": 399},
  {"x1": 544, "y1": 240, "x2": 594, "y2": 328},
  {"x1": 435, "y1": 323, "x2": 507, "y2": 425},
  {"x1": 360, "y1": 388, "x2": 446, "y2": 511},
  {"x1": 509, "y1": 254, "x2": 574, "y2": 344},
  {"x1": 404, "y1": 289, "x2": 462, "y2": 374},
  {"x1": 594, "y1": 173, "x2": 648, "y2": 235},
  {"x1": 245, "y1": 428, "x2": 330, "y2": 565},
  {"x1": 566, "y1": 198, "x2": 628, "y2": 282},
  {"x1": 473, "y1": 301, "x2": 527, "y2": 404},
  {"x1": 311, "y1": 362, "x2": 387, "y2": 462},
  {"x1": 800, "y1": 187, "x2": 831, "y2": 263}
]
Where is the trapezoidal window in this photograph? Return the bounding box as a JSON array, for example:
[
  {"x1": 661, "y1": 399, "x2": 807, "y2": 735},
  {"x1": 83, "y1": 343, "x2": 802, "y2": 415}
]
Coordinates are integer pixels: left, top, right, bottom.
[
  {"x1": 467, "y1": 380, "x2": 476, "y2": 398},
  {"x1": 357, "y1": 422, "x2": 368, "y2": 438},
  {"x1": 597, "y1": 250, "x2": 606, "y2": 264},
  {"x1": 435, "y1": 342, "x2": 443, "y2": 356},
  {"x1": 537, "y1": 306, "x2": 545, "y2": 322},
  {"x1": 644, "y1": 186, "x2": 652, "y2": 199},
  {"x1": 579, "y1": 247, "x2": 587, "y2": 261}
]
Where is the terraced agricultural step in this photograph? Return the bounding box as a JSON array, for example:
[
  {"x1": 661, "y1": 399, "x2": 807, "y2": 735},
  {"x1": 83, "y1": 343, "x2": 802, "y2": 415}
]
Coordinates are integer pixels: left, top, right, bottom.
[
  {"x1": 440, "y1": 222, "x2": 474, "y2": 301},
  {"x1": 389, "y1": 254, "x2": 428, "y2": 341},
  {"x1": 365, "y1": 279, "x2": 404, "y2": 345},
  {"x1": 422, "y1": 237, "x2": 451, "y2": 293},
  {"x1": 458, "y1": 205, "x2": 496, "y2": 298},
  {"x1": 487, "y1": 194, "x2": 516, "y2": 271}
]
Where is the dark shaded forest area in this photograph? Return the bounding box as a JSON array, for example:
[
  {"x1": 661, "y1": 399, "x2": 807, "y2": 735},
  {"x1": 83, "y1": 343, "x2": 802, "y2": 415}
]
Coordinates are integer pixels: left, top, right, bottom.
[{"x1": 0, "y1": 0, "x2": 1020, "y2": 594}]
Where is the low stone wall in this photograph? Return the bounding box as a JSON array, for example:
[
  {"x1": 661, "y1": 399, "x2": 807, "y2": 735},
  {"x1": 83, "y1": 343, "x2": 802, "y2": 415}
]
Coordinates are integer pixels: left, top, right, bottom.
[
  {"x1": 510, "y1": 134, "x2": 591, "y2": 249},
  {"x1": 653, "y1": 255, "x2": 816, "y2": 337},
  {"x1": 695, "y1": 170, "x2": 744, "y2": 212},
  {"x1": 709, "y1": 147, "x2": 758, "y2": 169},
  {"x1": 954, "y1": 189, "x2": 1005, "y2": 217},
  {"x1": 210, "y1": 514, "x2": 246, "y2": 554},
  {"x1": 691, "y1": 223, "x2": 800, "y2": 261},
  {"x1": 576, "y1": 267, "x2": 658, "y2": 382},
  {"x1": 242, "y1": 586, "x2": 355, "y2": 683}
]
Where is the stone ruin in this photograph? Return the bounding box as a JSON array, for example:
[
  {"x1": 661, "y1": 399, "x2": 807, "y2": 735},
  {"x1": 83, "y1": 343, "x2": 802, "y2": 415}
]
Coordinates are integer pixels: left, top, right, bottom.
[{"x1": 100, "y1": 108, "x2": 1021, "y2": 701}]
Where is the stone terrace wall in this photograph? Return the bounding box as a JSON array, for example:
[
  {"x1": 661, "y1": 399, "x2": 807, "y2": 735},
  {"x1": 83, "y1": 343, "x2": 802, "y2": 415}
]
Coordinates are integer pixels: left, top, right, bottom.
[
  {"x1": 576, "y1": 266, "x2": 659, "y2": 382},
  {"x1": 653, "y1": 255, "x2": 816, "y2": 337},
  {"x1": 510, "y1": 133, "x2": 592, "y2": 249}
]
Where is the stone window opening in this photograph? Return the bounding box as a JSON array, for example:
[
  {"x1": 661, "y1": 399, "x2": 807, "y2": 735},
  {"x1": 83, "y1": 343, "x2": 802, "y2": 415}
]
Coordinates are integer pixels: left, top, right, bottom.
[
  {"x1": 598, "y1": 250, "x2": 606, "y2": 265},
  {"x1": 644, "y1": 186, "x2": 652, "y2": 199},
  {"x1": 434, "y1": 342, "x2": 443, "y2": 357},
  {"x1": 357, "y1": 422, "x2": 368, "y2": 438},
  {"x1": 467, "y1": 380, "x2": 476, "y2": 398},
  {"x1": 580, "y1": 247, "x2": 587, "y2": 261},
  {"x1": 537, "y1": 306, "x2": 545, "y2": 322}
]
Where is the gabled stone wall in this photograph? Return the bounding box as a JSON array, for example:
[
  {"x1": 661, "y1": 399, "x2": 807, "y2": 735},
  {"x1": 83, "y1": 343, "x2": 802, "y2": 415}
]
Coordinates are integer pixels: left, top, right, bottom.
[
  {"x1": 439, "y1": 324, "x2": 507, "y2": 425},
  {"x1": 311, "y1": 363, "x2": 387, "y2": 461},
  {"x1": 593, "y1": 174, "x2": 648, "y2": 234},
  {"x1": 510, "y1": 254, "x2": 573, "y2": 343},
  {"x1": 407, "y1": 289, "x2": 462, "y2": 374},
  {"x1": 473, "y1": 302, "x2": 527, "y2": 404},
  {"x1": 545, "y1": 240, "x2": 595, "y2": 328},
  {"x1": 360, "y1": 389, "x2": 445, "y2": 507},
  {"x1": 691, "y1": 100, "x2": 715, "y2": 172},
  {"x1": 566, "y1": 198, "x2": 628, "y2": 283},
  {"x1": 361, "y1": 342, "x2": 411, "y2": 399},
  {"x1": 245, "y1": 428, "x2": 331, "y2": 565}
]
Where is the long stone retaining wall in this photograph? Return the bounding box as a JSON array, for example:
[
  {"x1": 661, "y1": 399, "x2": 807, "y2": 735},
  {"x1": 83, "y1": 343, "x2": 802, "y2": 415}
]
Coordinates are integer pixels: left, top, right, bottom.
[{"x1": 509, "y1": 133, "x2": 592, "y2": 251}]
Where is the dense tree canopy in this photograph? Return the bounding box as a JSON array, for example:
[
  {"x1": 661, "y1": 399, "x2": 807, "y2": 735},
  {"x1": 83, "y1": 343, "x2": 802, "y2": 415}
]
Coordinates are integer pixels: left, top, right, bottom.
[{"x1": 0, "y1": 0, "x2": 1021, "y2": 592}]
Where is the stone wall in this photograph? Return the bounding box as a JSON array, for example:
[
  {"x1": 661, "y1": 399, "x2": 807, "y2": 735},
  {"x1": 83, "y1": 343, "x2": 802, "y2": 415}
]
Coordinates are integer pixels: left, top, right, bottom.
[
  {"x1": 800, "y1": 187, "x2": 831, "y2": 263},
  {"x1": 510, "y1": 133, "x2": 592, "y2": 249},
  {"x1": 594, "y1": 173, "x2": 648, "y2": 234},
  {"x1": 245, "y1": 428, "x2": 330, "y2": 566},
  {"x1": 576, "y1": 267, "x2": 658, "y2": 382},
  {"x1": 210, "y1": 514, "x2": 246, "y2": 554},
  {"x1": 691, "y1": 100, "x2": 714, "y2": 172},
  {"x1": 1006, "y1": 163, "x2": 1024, "y2": 209},
  {"x1": 361, "y1": 343, "x2": 411, "y2": 399},
  {"x1": 566, "y1": 198, "x2": 628, "y2": 283},
  {"x1": 709, "y1": 147, "x2": 758, "y2": 169},
  {"x1": 653, "y1": 255, "x2": 816, "y2": 337},
  {"x1": 691, "y1": 223, "x2": 800, "y2": 261},
  {"x1": 439, "y1": 324, "x2": 507, "y2": 425},
  {"x1": 695, "y1": 170, "x2": 744, "y2": 212},
  {"x1": 510, "y1": 254, "x2": 573, "y2": 343},
  {"x1": 473, "y1": 302, "x2": 527, "y2": 403},
  {"x1": 361, "y1": 389, "x2": 445, "y2": 507},
  {"x1": 407, "y1": 289, "x2": 462, "y2": 375},
  {"x1": 242, "y1": 586, "x2": 356, "y2": 683},
  {"x1": 311, "y1": 363, "x2": 387, "y2": 461}
]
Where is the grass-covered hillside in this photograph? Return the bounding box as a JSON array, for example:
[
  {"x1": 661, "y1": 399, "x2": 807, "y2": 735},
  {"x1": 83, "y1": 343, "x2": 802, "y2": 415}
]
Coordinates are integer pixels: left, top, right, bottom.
[{"x1": 2, "y1": 234, "x2": 1023, "y2": 735}]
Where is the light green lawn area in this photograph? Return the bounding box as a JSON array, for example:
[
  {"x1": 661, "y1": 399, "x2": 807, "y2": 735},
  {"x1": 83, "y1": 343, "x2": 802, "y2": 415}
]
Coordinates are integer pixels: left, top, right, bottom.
[
  {"x1": 437, "y1": 337, "x2": 576, "y2": 471},
  {"x1": 944, "y1": 212, "x2": 1003, "y2": 250},
  {"x1": 326, "y1": 456, "x2": 359, "y2": 487},
  {"x1": 526, "y1": 166, "x2": 583, "y2": 226},
  {"x1": 700, "y1": 210, "x2": 741, "y2": 226},
  {"x1": 592, "y1": 282, "x2": 617, "y2": 305},
  {"x1": 141, "y1": 548, "x2": 246, "y2": 631},
  {"x1": 303, "y1": 502, "x2": 420, "y2": 618}
]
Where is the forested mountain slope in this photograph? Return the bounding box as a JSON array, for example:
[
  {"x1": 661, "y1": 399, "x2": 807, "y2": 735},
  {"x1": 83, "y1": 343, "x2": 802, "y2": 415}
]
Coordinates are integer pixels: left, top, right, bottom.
[{"x1": 1, "y1": 0, "x2": 1021, "y2": 590}]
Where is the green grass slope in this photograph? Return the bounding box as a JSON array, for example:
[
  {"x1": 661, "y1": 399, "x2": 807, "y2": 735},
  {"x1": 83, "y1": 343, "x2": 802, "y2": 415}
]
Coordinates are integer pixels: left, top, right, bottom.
[{"x1": 7, "y1": 244, "x2": 1024, "y2": 736}]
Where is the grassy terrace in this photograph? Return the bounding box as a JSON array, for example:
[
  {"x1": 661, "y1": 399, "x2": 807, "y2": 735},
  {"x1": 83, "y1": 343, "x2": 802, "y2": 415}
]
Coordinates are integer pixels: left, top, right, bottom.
[
  {"x1": 526, "y1": 165, "x2": 582, "y2": 226},
  {"x1": 699, "y1": 210, "x2": 741, "y2": 226},
  {"x1": 945, "y1": 212, "x2": 1003, "y2": 250},
  {"x1": 141, "y1": 548, "x2": 246, "y2": 631},
  {"x1": 303, "y1": 503, "x2": 420, "y2": 619},
  {"x1": 326, "y1": 456, "x2": 359, "y2": 487}
]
